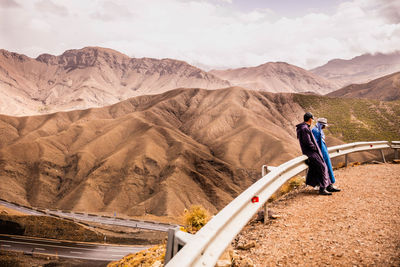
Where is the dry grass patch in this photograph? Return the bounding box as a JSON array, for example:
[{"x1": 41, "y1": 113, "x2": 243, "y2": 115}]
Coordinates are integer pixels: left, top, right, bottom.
[
  {"x1": 268, "y1": 175, "x2": 305, "y2": 202},
  {"x1": 108, "y1": 244, "x2": 166, "y2": 267},
  {"x1": 107, "y1": 205, "x2": 211, "y2": 266}
]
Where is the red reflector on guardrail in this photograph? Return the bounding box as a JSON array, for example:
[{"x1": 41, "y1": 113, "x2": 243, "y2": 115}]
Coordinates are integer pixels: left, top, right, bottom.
[
  {"x1": 370, "y1": 145, "x2": 373, "y2": 147},
  {"x1": 251, "y1": 196, "x2": 259, "y2": 203}
]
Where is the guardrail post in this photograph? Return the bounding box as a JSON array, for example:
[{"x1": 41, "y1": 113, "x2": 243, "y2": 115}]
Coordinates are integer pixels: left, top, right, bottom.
[
  {"x1": 263, "y1": 203, "x2": 268, "y2": 224},
  {"x1": 390, "y1": 141, "x2": 400, "y2": 160},
  {"x1": 164, "y1": 228, "x2": 177, "y2": 264},
  {"x1": 345, "y1": 154, "x2": 348, "y2": 167},
  {"x1": 380, "y1": 149, "x2": 386, "y2": 163},
  {"x1": 165, "y1": 227, "x2": 194, "y2": 264},
  {"x1": 262, "y1": 165, "x2": 276, "y2": 177},
  {"x1": 261, "y1": 165, "x2": 267, "y2": 177}
]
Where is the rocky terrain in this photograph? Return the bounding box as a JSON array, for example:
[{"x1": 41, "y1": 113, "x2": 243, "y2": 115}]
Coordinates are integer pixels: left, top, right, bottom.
[
  {"x1": 3, "y1": 47, "x2": 399, "y2": 118},
  {"x1": 327, "y1": 71, "x2": 400, "y2": 101},
  {"x1": 210, "y1": 62, "x2": 338, "y2": 94},
  {"x1": 311, "y1": 51, "x2": 400, "y2": 87},
  {"x1": 0, "y1": 87, "x2": 304, "y2": 217},
  {"x1": 0, "y1": 47, "x2": 230, "y2": 116},
  {"x1": 1, "y1": 87, "x2": 399, "y2": 219},
  {"x1": 235, "y1": 163, "x2": 400, "y2": 266}
]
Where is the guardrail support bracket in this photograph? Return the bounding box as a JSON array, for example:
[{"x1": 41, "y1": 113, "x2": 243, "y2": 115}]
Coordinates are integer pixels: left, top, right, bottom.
[
  {"x1": 380, "y1": 149, "x2": 386, "y2": 163},
  {"x1": 165, "y1": 228, "x2": 177, "y2": 264},
  {"x1": 264, "y1": 204, "x2": 269, "y2": 224}
]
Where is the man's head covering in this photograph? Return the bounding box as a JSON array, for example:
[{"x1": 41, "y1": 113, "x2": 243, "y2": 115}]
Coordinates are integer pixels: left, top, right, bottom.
[
  {"x1": 316, "y1": 118, "x2": 328, "y2": 141},
  {"x1": 317, "y1": 117, "x2": 328, "y2": 126},
  {"x1": 303, "y1": 112, "x2": 314, "y2": 122}
]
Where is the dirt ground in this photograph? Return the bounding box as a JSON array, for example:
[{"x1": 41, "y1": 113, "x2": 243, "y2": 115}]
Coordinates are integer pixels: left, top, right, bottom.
[{"x1": 235, "y1": 163, "x2": 400, "y2": 266}]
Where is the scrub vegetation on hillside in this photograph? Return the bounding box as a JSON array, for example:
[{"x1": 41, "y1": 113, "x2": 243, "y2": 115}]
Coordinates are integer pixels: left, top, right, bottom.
[{"x1": 293, "y1": 94, "x2": 400, "y2": 142}]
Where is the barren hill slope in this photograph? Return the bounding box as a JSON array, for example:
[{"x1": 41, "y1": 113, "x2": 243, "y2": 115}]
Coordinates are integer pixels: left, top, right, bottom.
[
  {"x1": 327, "y1": 71, "x2": 400, "y2": 101},
  {"x1": 0, "y1": 47, "x2": 230, "y2": 116},
  {"x1": 0, "y1": 87, "x2": 304, "y2": 217},
  {"x1": 210, "y1": 62, "x2": 338, "y2": 94},
  {"x1": 311, "y1": 51, "x2": 400, "y2": 87},
  {"x1": 1, "y1": 87, "x2": 399, "y2": 217}
]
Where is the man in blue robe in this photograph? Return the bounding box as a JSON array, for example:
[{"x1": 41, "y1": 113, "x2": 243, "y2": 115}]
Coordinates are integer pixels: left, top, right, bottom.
[{"x1": 312, "y1": 118, "x2": 341, "y2": 191}]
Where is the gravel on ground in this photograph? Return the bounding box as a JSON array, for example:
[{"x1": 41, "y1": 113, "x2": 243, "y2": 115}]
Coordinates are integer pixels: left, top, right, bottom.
[{"x1": 234, "y1": 163, "x2": 400, "y2": 267}]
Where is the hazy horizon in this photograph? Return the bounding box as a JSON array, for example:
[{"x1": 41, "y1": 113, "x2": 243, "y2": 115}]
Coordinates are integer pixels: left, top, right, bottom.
[{"x1": 1, "y1": 0, "x2": 399, "y2": 70}]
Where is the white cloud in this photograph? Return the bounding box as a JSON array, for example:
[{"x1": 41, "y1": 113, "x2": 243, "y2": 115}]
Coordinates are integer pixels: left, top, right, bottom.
[
  {"x1": 35, "y1": 0, "x2": 69, "y2": 17},
  {"x1": 0, "y1": 0, "x2": 399, "y2": 69},
  {"x1": 0, "y1": 0, "x2": 20, "y2": 8},
  {"x1": 29, "y1": 18, "x2": 52, "y2": 32}
]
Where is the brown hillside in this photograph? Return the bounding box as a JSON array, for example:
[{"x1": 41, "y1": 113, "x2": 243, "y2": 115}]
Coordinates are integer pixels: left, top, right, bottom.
[
  {"x1": 0, "y1": 47, "x2": 230, "y2": 116},
  {"x1": 0, "y1": 87, "x2": 308, "y2": 217},
  {"x1": 327, "y1": 71, "x2": 400, "y2": 101},
  {"x1": 210, "y1": 62, "x2": 338, "y2": 94},
  {"x1": 311, "y1": 51, "x2": 400, "y2": 87}
]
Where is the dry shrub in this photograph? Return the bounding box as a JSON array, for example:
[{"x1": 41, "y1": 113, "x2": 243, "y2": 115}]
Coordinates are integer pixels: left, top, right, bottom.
[
  {"x1": 182, "y1": 205, "x2": 210, "y2": 234},
  {"x1": 107, "y1": 244, "x2": 165, "y2": 267},
  {"x1": 334, "y1": 162, "x2": 346, "y2": 169},
  {"x1": 268, "y1": 175, "x2": 305, "y2": 202},
  {"x1": 334, "y1": 161, "x2": 361, "y2": 169}
]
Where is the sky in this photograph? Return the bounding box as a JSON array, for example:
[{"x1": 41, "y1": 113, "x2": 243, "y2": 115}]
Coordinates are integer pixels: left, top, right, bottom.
[{"x1": 0, "y1": 0, "x2": 399, "y2": 70}]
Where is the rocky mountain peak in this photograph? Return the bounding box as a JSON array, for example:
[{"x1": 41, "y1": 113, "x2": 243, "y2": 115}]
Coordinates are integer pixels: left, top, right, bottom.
[
  {"x1": 0, "y1": 47, "x2": 230, "y2": 116},
  {"x1": 0, "y1": 49, "x2": 30, "y2": 62},
  {"x1": 311, "y1": 51, "x2": 400, "y2": 87},
  {"x1": 210, "y1": 61, "x2": 338, "y2": 94},
  {"x1": 35, "y1": 47, "x2": 131, "y2": 68}
]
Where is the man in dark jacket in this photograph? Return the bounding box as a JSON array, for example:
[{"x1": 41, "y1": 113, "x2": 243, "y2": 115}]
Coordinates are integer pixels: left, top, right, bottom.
[{"x1": 296, "y1": 112, "x2": 338, "y2": 195}]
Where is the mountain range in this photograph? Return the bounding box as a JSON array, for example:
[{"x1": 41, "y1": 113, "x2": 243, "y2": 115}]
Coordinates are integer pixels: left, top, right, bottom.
[
  {"x1": 210, "y1": 62, "x2": 338, "y2": 94},
  {"x1": 0, "y1": 47, "x2": 399, "y2": 218},
  {"x1": 327, "y1": 71, "x2": 400, "y2": 101},
  {"x1": 5, "y1": 47, "x2": 400, "y2": 116},
  {"x1": 1, "y1": 87, "x2": 398, "y2": 217},
  {"x1": 0, "y1": 47, "x2": 230, "y2": 116},
  {"x1": 0, "y1": 87, "x2": 302, "y2": 216},
  {"x1": 311, "y1": 51, "x2": 400, "y2": 88}
]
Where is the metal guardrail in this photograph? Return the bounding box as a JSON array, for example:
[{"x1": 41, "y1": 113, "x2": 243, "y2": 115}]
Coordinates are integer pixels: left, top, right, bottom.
[
  {"x1": 392, "y1": 141, "x2": 400, "y2": 159},
  {"x1": 261, "y1": 165, "x2": 276, "y2": 177},
  {"x1": 0, "y1": 200, "x2": 177, "y2": 232},
  {"x1": 165, "y1": 227, "x2": 194, "y2": 263},
  {"x1": 165, "y1": 141, "x2": 395, "y2": 266}
]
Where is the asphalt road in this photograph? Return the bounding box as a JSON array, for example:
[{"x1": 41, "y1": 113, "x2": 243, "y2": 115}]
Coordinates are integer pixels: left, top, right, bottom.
[
  {"x1": 0, "y1": 234, "x2": 148, "y2": 261},
  {"x1": 48, "y1": 209, "x2": 174, "y2": 231},
  {"x1": 0, "y1": 200, "x2": 45, "y2": 216},
  {"x1": 0, "y1": 199, "x2": 177, "y2": 232}
]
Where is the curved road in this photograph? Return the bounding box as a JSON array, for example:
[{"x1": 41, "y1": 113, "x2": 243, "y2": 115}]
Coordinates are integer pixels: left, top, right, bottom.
[
  {"x1": 0, "y1": 234, "x2": 148, "y2": 261},
  {"x1": 0, "y1": 199, "x2": 177, "y2": 232}
]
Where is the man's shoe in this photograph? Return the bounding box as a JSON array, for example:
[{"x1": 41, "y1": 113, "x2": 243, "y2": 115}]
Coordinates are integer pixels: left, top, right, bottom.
[
  {"x1": 327, "y1": 185, "x2": 341, "y2": 192},
  {"x1": 319, "y1": 188, "x2": 332, "y2": 195}
]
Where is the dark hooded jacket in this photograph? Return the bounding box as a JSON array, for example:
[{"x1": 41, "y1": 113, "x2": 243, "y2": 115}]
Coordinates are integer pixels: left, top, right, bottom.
[{"x1": 296, "y1": 122, "x2": 331, "y2": 188}]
